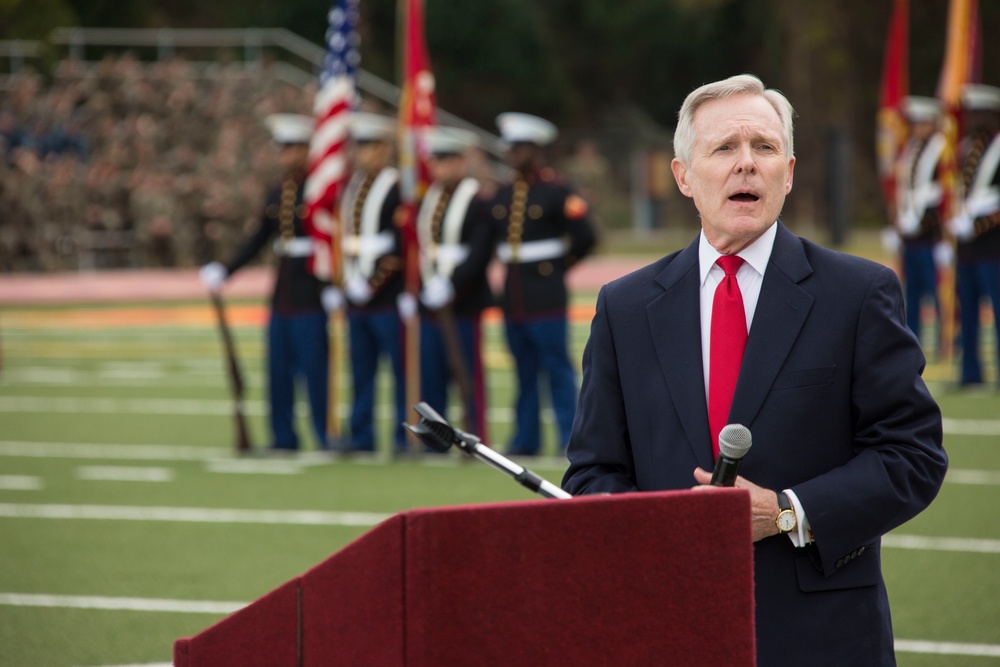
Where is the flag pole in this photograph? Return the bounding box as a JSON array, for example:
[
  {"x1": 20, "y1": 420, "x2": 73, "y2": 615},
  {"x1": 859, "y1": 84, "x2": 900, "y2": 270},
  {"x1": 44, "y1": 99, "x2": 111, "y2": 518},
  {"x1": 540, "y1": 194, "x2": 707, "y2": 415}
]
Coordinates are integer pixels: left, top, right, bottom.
[
  {"x1": 398, "y1": 0, "x2": 436, "y2": 452},
  {"x1": 304, "y1": 0, "x2": 360, "y2": 448}
]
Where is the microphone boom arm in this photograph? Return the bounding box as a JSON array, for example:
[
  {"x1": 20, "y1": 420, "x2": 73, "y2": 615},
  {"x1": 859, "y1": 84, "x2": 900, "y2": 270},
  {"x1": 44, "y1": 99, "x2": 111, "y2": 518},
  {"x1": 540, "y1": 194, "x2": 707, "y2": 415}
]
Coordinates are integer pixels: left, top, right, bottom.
[{"x1": 404, "y1": 402, "x2": 571, "y2": 500}]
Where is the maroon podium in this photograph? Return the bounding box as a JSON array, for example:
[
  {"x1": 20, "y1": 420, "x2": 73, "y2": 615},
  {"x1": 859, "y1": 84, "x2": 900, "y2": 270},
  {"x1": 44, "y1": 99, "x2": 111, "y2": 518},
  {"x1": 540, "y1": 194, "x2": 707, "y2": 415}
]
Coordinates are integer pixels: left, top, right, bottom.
[{"x1": 174, "y1": 489, "x2": 755, "y2": 666}]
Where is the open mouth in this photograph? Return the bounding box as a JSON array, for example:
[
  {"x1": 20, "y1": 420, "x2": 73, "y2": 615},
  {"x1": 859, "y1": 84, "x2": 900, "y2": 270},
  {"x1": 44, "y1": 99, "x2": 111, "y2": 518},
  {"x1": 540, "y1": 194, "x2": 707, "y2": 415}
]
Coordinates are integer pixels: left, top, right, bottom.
[{"x1": 729, "y1": 193, "x2": 760, "y2": 203}]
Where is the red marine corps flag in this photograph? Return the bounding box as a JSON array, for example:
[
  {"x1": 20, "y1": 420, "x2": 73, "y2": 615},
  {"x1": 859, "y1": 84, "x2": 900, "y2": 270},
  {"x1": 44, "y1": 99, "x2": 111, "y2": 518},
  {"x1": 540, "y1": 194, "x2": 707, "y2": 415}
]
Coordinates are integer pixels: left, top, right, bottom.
[
  {"x1": 304, "y1": 0, "x2": 361, "y2": 441},
  {"x1": 876, "y1": 0, "x2": 909, "y2": 214},
  {"x1": 397, "y1": 0, "x2": 437, "y2": 439}
]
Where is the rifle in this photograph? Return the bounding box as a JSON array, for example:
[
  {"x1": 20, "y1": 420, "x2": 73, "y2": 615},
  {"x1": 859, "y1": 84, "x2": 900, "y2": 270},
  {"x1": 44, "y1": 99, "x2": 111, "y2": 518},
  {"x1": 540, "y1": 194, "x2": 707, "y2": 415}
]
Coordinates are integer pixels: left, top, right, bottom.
[
  {"x1": 209, "y1": 292, "x2": 253, "y2": 455},
  {"x1": 435, "y1": 304, "x2": 474, "y2": 435}
]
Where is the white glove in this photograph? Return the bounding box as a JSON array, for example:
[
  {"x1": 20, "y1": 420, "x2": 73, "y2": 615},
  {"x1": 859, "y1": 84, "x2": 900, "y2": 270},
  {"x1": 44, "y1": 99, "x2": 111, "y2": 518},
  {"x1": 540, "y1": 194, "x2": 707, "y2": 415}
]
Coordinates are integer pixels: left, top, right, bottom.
[
  {"x1": 199, "y1": 261, "x2": 227, "y2": 292},
  {"x1": 397, "y1": 292, "x2": 418, "y2": 320},
  {"x1": 321, "y1": 286, "x2": 345, "y2": 313},
  {"x1": 897, "y1": 210, "x2": 920, "y2": 236},
  {"x1": 949, "y1": 211, "x2": 975, "y2": 240},
  {"x1": 345, "y1": 277, "x2": 373, "y2": 305},
  {"x1": 879, "y1": 227, "x2": 901, "y2": 255},
  {"x1": 933, "y1": 241, "x2": 954, "y2": 269},
  {"x1": 420, "y1": 275, "x2": 455, "y2": 310}
]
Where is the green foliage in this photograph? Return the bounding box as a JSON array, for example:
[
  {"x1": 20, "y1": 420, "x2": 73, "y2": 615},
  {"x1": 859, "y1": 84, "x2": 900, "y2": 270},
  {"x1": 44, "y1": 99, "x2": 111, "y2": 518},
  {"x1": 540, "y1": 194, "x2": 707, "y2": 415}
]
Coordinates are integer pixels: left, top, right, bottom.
[{"x1": 0, "y1": 0, "x2": 77, "y2": 40}]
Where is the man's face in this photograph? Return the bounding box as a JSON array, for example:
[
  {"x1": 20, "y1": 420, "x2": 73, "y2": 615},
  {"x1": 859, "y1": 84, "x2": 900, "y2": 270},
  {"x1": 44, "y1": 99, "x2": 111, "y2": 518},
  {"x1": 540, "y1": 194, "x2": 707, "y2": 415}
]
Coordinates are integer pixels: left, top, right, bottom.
[
  {"x1": 354, "y1": 140, "x2": 392, "y2": 173},
  {"x1": 505, "y1": 142, "x2": 540, "y2": 172},
  {"x1": 279, "y1": 143, "x2": 309, "y2": 173},
  {"x1": 428, "y1": 153, "x2": 465, "y2": 184},
  {"x1": 671, "y1": 94, "x2": 795, "y2": 254}
]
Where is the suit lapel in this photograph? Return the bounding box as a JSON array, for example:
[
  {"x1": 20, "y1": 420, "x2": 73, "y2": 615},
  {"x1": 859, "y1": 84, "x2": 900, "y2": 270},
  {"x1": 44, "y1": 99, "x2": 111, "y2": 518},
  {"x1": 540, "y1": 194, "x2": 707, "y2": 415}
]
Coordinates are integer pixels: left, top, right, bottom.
[
  {"x1": 730, "y1": 222, "x2": 814, "y2": 429},
  {"x1": 647, "y1": 239, "x2": 714, "y2": 469}
]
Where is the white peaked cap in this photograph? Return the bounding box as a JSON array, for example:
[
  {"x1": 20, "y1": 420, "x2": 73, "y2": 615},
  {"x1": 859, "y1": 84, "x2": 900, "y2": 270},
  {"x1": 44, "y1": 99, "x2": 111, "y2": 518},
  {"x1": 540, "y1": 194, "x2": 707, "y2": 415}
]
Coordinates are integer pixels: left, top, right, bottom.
[
  {"x1": 961, "y1": 84, "x2": 1000, "y2": 112},
  {"x1": 265, "y1": 114, "x2": 313, "y2": 145},
  {"x1": 425, "y1": 127, "x2": 479, "y2": 155},
  {"x1": 496, "y1": 112, "x2": 558, "y2": 146},
  {"x1": 903, "y1": 96, "x2": 942, "y2": 122},
  {"x1": 349, "y1": 112, "x2": 397, "y2": 142}
]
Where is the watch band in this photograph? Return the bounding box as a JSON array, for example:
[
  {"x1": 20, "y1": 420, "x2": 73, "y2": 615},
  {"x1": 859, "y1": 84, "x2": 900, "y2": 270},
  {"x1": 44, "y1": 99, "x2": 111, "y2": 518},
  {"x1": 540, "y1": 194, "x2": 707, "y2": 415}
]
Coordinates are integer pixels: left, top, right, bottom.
[{"x1": 777, "y1": 491, "x2": 792, "y2": 512}]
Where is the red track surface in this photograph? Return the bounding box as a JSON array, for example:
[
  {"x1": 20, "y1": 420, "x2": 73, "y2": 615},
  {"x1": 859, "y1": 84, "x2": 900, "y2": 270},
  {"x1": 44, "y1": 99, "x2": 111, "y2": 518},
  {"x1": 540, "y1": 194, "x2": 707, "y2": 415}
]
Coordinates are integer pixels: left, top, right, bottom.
[{"x1": 0, "y1": 257, "x2": 651, "y2": 306}]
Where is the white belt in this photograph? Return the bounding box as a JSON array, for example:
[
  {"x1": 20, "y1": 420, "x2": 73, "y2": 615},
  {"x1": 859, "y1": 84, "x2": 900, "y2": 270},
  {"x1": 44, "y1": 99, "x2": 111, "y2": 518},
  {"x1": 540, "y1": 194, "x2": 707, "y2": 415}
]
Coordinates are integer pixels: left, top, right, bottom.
[
  {"x1": 497, "y1": 238, "x2": 568, "y2": 264},
  {"x1": 968, "y1": 189, "x2": 1000, "y2": 218},
  {"x1": 429, "y1": 243, "x2": 470, "y2": 265},
  {"x1": 343, "y1": 232, "x2": 395, "y2": 257},
  {"x1": 273, "y1": 237, "x2": 314, "y2": 257}
]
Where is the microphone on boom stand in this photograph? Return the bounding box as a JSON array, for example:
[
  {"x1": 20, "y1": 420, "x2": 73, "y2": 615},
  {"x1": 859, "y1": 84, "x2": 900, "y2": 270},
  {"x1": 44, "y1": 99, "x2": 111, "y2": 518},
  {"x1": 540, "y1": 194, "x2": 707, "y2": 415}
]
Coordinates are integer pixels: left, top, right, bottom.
[{"x1": 403, "y1": 402, "x2": 572, "y2": 500}]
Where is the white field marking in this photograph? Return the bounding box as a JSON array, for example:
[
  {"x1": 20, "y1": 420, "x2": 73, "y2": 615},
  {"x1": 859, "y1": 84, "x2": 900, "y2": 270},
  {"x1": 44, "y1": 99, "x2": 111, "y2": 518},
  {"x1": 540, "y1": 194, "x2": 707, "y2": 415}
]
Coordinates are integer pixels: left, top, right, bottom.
[
  {"x1": 883, "y1": 534, "x2": 1000, "y2": 554},
  {"x1": 947, "y1": 469, "x2": 1000, "y2": 485},
  {"x1": 205, "y1": 460, "x2": 304, "y2": 475},
  {"x1": 75, "y1": 664, "x2": 173, "y2": 667},
  {"x1": 0, "y1": 396, "x2": 265, "y2": 416},
  {"x1": 0, "y1": 592, "x2": 244, "y2": 615},
  {"x1": 75, "y1": 466, "x2": 175, "y2": 482},
  {"x1": 0, "y1": 441, "x2": 230, "y2": 461},
  {"x1": 0, "y1": 475, "x2": 43, "y2": 491},
  {"x1": 895, "y1": 639, "x2": 1000, "y2": 657},
  {"x1": 0, "y1": 503, "x2": 391, "y2": 527},
  {"x1": 942, "y1": 417, "x2": 1000, "y2": 437},
  {"x1": 0, "y1": 440, "x2": 571, "y2": 471}
]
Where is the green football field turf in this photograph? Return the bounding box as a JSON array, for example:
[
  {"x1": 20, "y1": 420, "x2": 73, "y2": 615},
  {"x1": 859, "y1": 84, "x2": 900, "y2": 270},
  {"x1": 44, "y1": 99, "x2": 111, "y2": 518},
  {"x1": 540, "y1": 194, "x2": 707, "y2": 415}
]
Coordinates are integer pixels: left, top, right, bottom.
[{"x1": 0, "y1": 294, "x2": 998, "y2": 666}]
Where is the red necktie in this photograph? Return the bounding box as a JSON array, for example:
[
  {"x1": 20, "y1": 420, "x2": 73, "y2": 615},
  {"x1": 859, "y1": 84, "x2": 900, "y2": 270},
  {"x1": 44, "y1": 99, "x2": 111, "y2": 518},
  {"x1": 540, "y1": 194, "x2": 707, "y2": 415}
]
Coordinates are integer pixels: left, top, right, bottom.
[{"x1": 709, "y1": 255, "x2": 747, "y2": 459}]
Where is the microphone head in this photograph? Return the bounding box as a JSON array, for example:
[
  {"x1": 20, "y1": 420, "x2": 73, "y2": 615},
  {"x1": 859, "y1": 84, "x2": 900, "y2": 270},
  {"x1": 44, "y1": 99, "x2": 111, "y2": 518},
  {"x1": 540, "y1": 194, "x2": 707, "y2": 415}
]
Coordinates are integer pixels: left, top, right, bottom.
[
  {"x1": 402, "y1": 402, "x2": 456, "y2": 452},
  {"x1": 718, "y1": 424, "x2": 752, "y2": 460}
]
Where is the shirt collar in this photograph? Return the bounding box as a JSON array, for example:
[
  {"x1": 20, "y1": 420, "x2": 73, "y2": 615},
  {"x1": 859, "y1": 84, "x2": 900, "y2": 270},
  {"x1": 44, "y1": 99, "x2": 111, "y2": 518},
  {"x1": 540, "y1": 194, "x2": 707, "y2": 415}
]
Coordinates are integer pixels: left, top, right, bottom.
[{"x1": 699, "y1": 221, "x2": 778, "y2": 287}]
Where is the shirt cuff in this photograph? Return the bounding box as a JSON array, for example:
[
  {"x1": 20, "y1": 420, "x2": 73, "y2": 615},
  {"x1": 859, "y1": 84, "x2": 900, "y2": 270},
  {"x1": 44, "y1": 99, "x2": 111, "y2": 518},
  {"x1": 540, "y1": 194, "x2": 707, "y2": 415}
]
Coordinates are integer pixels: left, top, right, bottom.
[{"x1": 783, "y1": 488, "x2": 814, "y2": 547}]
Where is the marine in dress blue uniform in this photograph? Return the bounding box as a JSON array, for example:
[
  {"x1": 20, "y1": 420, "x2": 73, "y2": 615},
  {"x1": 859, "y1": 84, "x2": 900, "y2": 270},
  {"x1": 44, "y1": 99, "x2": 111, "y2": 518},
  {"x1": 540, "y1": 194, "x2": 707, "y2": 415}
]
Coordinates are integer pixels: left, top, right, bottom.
[
  {"x1": 416, "y1": 127, "x2": 495, "y2": 442},
  {"x1": 199, "y1": 114, "x2": 331, "y2": 452},
  {"x1": 892, "y1": 96, "x2": 948, "y2": 349},
  {"x1": 948, "y1": 84, "x2": 1000, "y2": 386},
  {"x1": 340, "y1": 112, "x2": 408, "y2": 452},
  {"x1": 492, "y1": 113, "x2": 597, "y2": 456}
]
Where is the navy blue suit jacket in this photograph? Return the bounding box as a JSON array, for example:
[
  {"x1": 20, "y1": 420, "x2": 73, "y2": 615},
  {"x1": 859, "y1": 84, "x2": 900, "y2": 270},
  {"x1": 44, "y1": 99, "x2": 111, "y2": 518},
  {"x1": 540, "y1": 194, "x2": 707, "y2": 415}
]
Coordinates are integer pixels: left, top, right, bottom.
[{"x1": 563, "y1": 222, "x2": 947, "y2": 666}]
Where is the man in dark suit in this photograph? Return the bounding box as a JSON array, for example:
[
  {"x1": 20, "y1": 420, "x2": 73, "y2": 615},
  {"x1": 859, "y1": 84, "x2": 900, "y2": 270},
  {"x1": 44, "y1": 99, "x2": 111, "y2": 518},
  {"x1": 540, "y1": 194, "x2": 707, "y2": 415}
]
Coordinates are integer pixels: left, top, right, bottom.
[{"x1": 563, "y1": 74, "x2": 947, "y2": 666}]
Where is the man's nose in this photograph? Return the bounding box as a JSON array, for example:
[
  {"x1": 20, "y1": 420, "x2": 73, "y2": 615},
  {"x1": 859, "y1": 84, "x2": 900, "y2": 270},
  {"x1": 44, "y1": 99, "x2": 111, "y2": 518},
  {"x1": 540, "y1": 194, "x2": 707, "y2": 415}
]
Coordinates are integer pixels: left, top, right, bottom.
[{"x1": 734, "y1": 145, "x2": 757, "y2": 174}]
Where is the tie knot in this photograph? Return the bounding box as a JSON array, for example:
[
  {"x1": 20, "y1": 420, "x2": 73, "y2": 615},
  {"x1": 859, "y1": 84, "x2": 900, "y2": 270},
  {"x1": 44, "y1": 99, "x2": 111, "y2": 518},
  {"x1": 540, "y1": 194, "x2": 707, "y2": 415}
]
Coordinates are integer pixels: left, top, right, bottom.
[{"x1": 716, "y1": 255, "x2": 744, "y2": 276}]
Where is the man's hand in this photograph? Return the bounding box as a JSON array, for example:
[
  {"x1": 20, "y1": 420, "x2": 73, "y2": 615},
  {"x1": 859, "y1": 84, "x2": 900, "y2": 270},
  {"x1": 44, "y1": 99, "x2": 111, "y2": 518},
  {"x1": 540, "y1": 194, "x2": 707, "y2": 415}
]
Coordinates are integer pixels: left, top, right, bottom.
[
  {"x1": 321, "y1": 286, "x2": 345, "y2": 313},
  {"x1": 199, "y1": 262, "x2": 227, "y2": 293},
  {"x1": 692, "y1": 467, "x2": 781, "y2": 542},
  {"x1": 345, "y1": 277, "x2": 373, "y2": 305},
  {"x1": 420, "y1": 275, "x2": 455, "y2": 310}
]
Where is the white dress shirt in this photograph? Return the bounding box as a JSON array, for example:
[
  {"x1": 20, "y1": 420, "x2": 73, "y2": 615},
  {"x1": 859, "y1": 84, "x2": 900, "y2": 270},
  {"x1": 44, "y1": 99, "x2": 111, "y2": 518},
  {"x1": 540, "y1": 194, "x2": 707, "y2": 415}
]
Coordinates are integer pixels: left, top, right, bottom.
[{"x1": 697, "y1": 222, "x2": 813, "y2": 546}]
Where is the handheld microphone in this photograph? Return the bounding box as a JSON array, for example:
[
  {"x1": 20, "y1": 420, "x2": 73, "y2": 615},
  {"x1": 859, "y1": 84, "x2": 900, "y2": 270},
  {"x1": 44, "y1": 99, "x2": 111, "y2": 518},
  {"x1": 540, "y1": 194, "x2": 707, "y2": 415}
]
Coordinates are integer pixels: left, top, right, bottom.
[{"x1": 710, "y1": 424, "x2": 752, "y2": 487}]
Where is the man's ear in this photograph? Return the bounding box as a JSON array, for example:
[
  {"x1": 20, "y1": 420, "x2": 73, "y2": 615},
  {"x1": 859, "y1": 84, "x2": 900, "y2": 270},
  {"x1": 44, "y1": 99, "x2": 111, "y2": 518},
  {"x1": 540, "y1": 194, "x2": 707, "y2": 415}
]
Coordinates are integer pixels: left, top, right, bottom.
[{"x1": 671, "y1": 158, "x2": 691, "y2": 198}]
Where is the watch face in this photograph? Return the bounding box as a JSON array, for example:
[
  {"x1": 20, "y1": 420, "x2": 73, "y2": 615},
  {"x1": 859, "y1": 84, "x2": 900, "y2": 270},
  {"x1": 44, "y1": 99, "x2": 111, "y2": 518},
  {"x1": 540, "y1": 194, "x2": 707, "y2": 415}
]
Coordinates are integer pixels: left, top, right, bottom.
[{"x1": 777, "y1": 510, "x2": 796, "y2": 533}]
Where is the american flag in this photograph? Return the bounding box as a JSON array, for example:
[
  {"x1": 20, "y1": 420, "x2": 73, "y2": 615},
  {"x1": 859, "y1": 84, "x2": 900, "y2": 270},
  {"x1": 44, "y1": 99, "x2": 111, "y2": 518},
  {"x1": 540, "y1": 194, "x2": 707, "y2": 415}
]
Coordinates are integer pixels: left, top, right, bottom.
[{"x1": 305, "y1": 0, "x2": 361, "y2": 282}]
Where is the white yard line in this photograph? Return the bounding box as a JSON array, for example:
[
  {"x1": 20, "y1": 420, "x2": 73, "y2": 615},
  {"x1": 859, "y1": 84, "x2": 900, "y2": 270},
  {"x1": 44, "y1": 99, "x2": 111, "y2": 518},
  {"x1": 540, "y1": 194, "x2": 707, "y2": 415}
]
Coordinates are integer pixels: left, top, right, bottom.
[
  {"x1": 0, "y1": 592, "x2": 244, "y2": 614},
  {"x1": 76, "y1": 466, "x2": 175, "y2": 482},
  {"x1": 895, "y1": 639, "x2": 1000, "y2": 657},
  {"x1": 882, "y1": 534, "x2": 1000, "y2": 554},
  {"x1": 0, "y1": 475, "x2": 43, "y2": 490},
  {"x1": 0, "y1": 503, "x2": 390, "y2": 527}
]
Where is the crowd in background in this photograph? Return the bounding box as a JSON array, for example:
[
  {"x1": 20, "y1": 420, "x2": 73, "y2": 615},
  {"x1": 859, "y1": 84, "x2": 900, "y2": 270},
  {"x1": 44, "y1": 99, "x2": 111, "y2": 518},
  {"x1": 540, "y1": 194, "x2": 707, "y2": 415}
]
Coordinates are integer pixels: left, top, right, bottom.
[
  {"x1": 0, "y1": 52, "x2": 316, "y2": 272},
  {"x1": 0, "y1": 53, "x2": 637, "y2": 276}
]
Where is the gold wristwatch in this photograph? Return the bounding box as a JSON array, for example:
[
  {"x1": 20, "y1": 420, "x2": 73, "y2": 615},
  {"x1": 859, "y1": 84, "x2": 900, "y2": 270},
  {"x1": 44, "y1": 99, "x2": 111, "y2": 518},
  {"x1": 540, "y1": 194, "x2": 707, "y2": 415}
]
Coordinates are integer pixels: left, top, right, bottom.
[{"x1": 775, "y1": 491, "x2": 797, "y2": 534}]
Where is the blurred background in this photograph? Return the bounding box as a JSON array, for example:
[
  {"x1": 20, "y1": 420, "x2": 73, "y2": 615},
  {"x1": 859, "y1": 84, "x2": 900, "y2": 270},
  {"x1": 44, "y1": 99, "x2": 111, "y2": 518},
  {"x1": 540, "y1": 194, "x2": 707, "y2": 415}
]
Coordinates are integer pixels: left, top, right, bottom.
[{"x1": 1, "y1": 0, "x2": 998, "y2": 273}]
